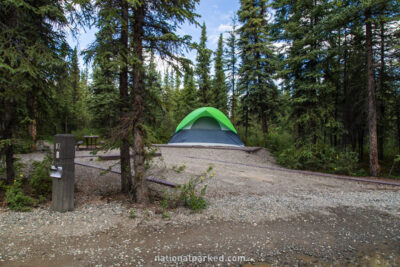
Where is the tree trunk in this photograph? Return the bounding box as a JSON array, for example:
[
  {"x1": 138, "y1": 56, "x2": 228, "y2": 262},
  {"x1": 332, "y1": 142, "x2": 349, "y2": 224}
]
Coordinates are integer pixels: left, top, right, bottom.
[
  {"x1": 132, "y1": 4, "x2": 149, "y2": 204},
  {"x1": 119, "y1": 0, "x2": 132, "y2": 193},
  {"x1": 343, "y1": 29, "x2": 349, "y2": 150},
  {"x1": 366, "y1": 8, "x2": 380, "y2": 176},
  {"x1": 64, "y1": 115, "x2": 68, "y2": 134},
  {"x1": 358, "y1": 127, "x2": 364, "y2": 162},
  {"x1": 260, "y1": 109, "x2": 268, "y2": 136},
  {"x1": 28, "y1": 94, "x2": 37, "y2": 151},
  {"x1": 397, "y1": 106, "x2": 400, "y2": 154},
  {"x1": 231, "y1": 88, "x2": 235, "y2": 125},
  {"x1": 5, "y1": 141, "x2": 15, "y2": 181},
  {"x1": 397, "y1": 118, "x2": 400, "y2": 155},
  {"x1": 244, "y1": 92, "x2": 249, "y2": 143},
  {"x1": 1, "y1": 101, "x2": 15, "y2": 181},
  {"x1": 377, "y1": 22, "x2": 385, "y2": 160},
  {"x1": 230, "y1": 57, "x2": 236, "y2": 125}
]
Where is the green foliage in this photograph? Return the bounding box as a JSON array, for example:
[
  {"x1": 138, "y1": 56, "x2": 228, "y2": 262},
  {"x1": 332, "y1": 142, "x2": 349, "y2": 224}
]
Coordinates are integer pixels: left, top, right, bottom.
[
  {"x1": 277, "y1": 144, "x2": 360, "y2": 176},
  {"x1": 2, "y1": 154, "x2": 53, "y2": 211},
  {"x1": 238, "y1": 0, "x2": 279, "y2": 138},
  {"x1": 30, "y1": 154, "x2": 52, "y2": 198},
  {"x1": 224, "y1": 15, "x2": 239, "y2": 124},
  {"x1": 172, "y1": 164, "x2": 186, "y2": 173},
  {"x1": 13, "y1": 139, "x2": 34, "y2": 154},
  {"x1": 196, "y1": 23, "x2": 212, "y2": 105},
  {"x1": 162, "y1": 211, "x2": 171, "y2": 219},
  {"x1": 129, "y1": 209, "x2": 136, "y2": 219},
  {"x1": 6, "y1": 180, "x2": 35, "y2": 212},
  {"x1": 86, "y1": 65, "x2": 119, "y2": 138},
  {"x1": 158, "y1": 166, "x2": 214, "y2": 212},
  {"x1": 211, "y1": 34, "x2": 228, "y2": 114},
  {"x1": 176, "y1": 67, "x2": 199, "y2": 120},
  {"x1": 0, "y1": 180, "x2": 5, "y2": 191},
  {"x1": 178, "y1": 166, "x2": 214, "y2": 212},
  {"x1": 266, "y1": 130, "x2": 295, "y2": 154}
]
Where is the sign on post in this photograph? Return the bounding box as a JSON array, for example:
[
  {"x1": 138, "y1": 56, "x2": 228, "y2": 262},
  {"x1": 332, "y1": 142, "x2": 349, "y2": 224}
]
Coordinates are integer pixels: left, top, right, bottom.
[{"x1": 51, "y1": 134, "x2": 75, "y2": 212}]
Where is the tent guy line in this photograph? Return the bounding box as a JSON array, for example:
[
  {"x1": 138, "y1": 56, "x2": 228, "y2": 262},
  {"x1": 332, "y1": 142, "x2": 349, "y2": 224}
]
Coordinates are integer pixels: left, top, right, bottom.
[{"x1": 74, "y1": 161, "x2": 178, "y2": 187}]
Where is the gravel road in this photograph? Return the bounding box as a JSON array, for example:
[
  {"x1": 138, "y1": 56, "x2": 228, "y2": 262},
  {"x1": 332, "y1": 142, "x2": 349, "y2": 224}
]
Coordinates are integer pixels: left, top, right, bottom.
[{"x1": 1, "y1": 147, "x2": 399, "y2": 266}]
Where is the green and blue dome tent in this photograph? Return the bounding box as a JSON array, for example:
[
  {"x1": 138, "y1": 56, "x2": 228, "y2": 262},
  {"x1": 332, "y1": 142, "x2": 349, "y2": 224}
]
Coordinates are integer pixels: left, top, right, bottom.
[{"x1": 168, "y1": 107, "x2": 244, "y2": 147}]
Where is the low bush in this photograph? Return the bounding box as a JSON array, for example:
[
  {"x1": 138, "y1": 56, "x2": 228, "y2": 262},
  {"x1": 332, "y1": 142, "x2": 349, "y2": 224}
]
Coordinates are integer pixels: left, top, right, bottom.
[
  {"x1": 178, "y1": 166, "x2": 214, "y2": 212},
  {"x1": 3, "y1": 154, "x2": 53, "y2": 211},
  {"x1": 6, "y1": 180, "x2": 35, "y2": 212},
  {"x1": 30, "y1": 154, "x2": 53, "y2": 198},
  {"x1": 160, "y1": 165, "x2": 214, "y2": 213},
  {"x1": 13, "y1": 139, "x2": 34, "y2": 154},
  {"x1": 266, "y1": 130, "x2": 294, "y2": 153},
  {"x1": 276, "y1": 143, "x2": 361, "y2": 175}
]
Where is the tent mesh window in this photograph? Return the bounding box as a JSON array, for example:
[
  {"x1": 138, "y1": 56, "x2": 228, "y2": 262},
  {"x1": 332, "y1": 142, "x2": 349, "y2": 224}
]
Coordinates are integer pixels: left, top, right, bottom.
[{"x1": 190, "y1": 117, "x2": 222, "y2": 130}]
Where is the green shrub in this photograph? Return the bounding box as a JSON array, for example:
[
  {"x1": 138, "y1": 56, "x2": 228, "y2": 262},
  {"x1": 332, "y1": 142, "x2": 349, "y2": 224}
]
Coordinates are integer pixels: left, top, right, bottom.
[
  {"x1": 30, "y1": 154, "x2": 53, "y2": 198},
  {"x1": 277, "y1": 143, "x2": 360, "y2": 175},
  {"x1": 129, "y1": 209, "x2": 136, "y2": 219},
  {"x1": 172, "y1": 163, "x2": 186, "y2": 173},
  {"x1": 162, "y1": 211, "x2": 171, "y2": 219},
  {"x1": 6, "y1": 180, "x2": 35, "y2": 211},
  {"x1": 159, "y1": 166, "x2": 214, "y2": 212},
  {"x1": 13, "y1": 139, "x2": 34, "y2": 154},
  {"x1": 0, "y1": 180, "x2": 5, "y2": 191},
  {"x1": 266, "y1": 130, "x2": 294, "y2": 153},
  {"x1": 178, "y1": 166, "x2": 214, "y2": 212}
]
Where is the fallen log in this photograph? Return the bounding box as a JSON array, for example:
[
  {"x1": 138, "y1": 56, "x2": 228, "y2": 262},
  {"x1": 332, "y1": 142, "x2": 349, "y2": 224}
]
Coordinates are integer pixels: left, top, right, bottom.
[{"x1": 98, "y1": 152, "x2": 162, "y2": 161}]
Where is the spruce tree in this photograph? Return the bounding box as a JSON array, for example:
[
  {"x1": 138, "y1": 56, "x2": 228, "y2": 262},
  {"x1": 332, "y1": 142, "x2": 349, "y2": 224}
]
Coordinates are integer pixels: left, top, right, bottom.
[
  {"x1": 195, "y1": 23, "x2": 212, "y2": 105},
  {"x1": 180, "y1": 66, "x2": 199, "y2": 119},
  {"x1": 71, "y1": 48, "x2": 80, "y2": 110},
  {"x1": 129, "y1": 0, "x2": 199, "y2": 203},
  {"x1": 272, "y1": 0, "x2": 331, "y2": 143},
  {"x1": 0, "y1": 0, "x2": 69, "y2": 181},
  {"x1": 225, "y1": 15, "x2": 239, "y2": 124},
  {"x1": 212, "y1": 34, "x2": 228, "y2": 114},
  {"x1": 238, "y1": 0, "x2": 278, "y2": 137},
  {"x1": 143, "y1": 51, "x2": 165, "y2": 141},
  {"x1": 85, "y1": 0, "x2": 133, "y2": 192}
]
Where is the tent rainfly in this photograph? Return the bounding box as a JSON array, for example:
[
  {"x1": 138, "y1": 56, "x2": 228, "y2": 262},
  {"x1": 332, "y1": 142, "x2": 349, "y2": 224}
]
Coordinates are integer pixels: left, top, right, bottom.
[{"x1": 168, "y1": 107, "x2": 244, "y2": 147}]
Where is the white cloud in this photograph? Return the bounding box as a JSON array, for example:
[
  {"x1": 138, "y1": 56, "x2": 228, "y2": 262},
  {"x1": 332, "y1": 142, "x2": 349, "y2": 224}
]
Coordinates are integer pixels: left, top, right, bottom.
[
  {"x1": 209, "y1": 34, "x2": 220, "y2": 45},
  {"x1": 217, "y1": 24, "x2": 232, "y2": 32}
]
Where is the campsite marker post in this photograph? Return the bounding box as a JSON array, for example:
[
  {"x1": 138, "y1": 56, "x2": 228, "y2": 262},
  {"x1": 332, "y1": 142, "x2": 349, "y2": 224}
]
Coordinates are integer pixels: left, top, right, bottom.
[{"x1": 51, "y1": 134, "x2": 75, "y2": 212}]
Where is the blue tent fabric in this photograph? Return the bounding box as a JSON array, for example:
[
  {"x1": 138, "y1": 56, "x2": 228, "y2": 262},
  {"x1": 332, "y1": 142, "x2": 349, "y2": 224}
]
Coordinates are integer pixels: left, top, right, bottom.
[{"x1": 168, "y1": 129, "x2": 244, "y2": 146}]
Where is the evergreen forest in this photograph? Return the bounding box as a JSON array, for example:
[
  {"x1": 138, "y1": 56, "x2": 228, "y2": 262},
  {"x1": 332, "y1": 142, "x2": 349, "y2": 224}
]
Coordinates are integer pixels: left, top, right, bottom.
[{"x1": 1, "y1": 0, "x2": 400, "y2": 203}]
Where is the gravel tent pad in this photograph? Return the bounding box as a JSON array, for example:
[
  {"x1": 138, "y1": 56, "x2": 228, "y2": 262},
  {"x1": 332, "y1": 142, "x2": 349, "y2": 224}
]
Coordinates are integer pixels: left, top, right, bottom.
[{"x1": 1, "y1": 147, "x2": 400, "y2": 266}]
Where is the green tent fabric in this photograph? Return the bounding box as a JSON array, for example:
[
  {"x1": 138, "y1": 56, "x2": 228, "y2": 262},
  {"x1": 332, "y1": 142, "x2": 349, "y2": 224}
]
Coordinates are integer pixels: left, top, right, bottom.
[{"x1": 175, "y1": 107, "x2": 237, "y2": 134}]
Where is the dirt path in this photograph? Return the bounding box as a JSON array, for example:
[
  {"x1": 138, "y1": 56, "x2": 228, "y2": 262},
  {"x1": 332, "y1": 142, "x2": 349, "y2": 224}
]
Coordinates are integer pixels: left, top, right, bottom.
[{"x1": 1, "y1": 147, "x2": 400, "y2": 266}]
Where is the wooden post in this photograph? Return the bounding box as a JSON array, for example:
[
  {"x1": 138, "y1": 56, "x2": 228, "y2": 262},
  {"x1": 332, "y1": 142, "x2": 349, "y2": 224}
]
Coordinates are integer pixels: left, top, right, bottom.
[{"x1": 51, "y1": 134, "x2": 75, "y2": 212}]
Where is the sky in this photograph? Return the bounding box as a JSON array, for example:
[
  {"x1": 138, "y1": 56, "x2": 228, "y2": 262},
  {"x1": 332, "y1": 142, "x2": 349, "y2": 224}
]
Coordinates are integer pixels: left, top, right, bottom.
[{"x1": 67, "y1": 0, "x2": 241, "y2": 71}]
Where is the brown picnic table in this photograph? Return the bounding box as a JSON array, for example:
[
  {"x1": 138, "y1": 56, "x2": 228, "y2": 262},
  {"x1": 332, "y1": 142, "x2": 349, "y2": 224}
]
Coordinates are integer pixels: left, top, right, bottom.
[{"x1": 83, "y1": 135, "x2": 99, "y2": 150}]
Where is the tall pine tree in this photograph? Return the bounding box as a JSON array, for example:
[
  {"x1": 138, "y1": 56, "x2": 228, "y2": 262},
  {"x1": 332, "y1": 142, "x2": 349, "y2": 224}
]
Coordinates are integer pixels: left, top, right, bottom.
[
  {"x1": 195, "y1": 23, "x2": 212, "y2": 105},
  {"x1": 129, "y1": 0, "x2": 199, "y2": 203},
  {"x1": 0, "y1": 0, "x2": 69, "y2": 181},
  {"x1": 212, "y1": 34, "x2": 228, "y2": 114},
  {"x1": 225, "y1": 15, "x2": 239, "y2": 124},
  {"x1": 238, "y1": 0, "x2": 278, "y2": 138}
]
